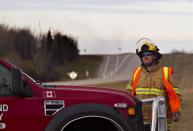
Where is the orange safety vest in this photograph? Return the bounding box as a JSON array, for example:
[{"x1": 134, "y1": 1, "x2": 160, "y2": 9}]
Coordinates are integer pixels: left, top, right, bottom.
[{"x1": 131, "y1": 67, "x2": 180, "y2": 113}]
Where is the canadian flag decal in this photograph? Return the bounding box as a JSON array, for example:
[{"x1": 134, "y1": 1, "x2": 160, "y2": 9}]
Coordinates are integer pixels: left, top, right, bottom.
[{"x1": 43, "y1": 91, "x2": 56, "y2": 98}]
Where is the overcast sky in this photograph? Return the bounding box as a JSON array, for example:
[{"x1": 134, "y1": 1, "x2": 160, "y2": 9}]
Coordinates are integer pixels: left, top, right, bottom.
[{"x1": 0, "y1": 0, "x2": 193, "y2": 54}]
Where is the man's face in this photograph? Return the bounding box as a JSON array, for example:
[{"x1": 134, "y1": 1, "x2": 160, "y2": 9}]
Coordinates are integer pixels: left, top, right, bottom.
[{"x1": 141, "y1": 52, "x2": 155, "y2": 66}]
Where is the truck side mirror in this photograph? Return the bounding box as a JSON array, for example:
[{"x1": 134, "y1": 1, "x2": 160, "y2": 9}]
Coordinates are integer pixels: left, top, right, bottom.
[{"x1": 11, "y1": 67, "x2": 22, "y2": 95}]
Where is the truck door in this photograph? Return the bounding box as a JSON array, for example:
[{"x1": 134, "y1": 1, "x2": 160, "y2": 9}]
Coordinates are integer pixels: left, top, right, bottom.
[{"x1": 0, "y1": 64, "x2": 41, "y2": 131}]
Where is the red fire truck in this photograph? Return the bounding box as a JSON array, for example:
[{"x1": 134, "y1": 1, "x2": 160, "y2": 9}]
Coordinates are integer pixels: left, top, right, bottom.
[{"x1": 0, "y1": 57, "x2": 167, "y2": 131}]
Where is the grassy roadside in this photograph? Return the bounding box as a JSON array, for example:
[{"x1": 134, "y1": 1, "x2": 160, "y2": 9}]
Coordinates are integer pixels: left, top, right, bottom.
[
  {"x1": 54, "y1": 55, "x2": 103, "y2": 81},
  {"x1": 161, "y1": 53, "x2": 193, "y2": 130}
]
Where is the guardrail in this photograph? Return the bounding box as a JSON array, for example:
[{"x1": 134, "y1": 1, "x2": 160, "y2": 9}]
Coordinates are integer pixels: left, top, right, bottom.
[{"x1": 141, "y1": 96, "x2": 167, "y2": 131}]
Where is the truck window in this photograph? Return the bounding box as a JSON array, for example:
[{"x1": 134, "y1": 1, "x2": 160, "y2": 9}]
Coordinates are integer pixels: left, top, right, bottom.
[{"x1": 0, "y1": 64, "x2": 11, "y2": 96}]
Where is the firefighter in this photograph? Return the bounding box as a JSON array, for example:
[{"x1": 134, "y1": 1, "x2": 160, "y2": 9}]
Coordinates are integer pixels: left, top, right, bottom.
[{"x1": 126, "y1": 38, "x2": 182, "y2": 131}]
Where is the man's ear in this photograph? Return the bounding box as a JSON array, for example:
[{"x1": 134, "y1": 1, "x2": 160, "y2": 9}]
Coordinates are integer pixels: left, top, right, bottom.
[{"x1": 153, "y1": 54, "x2": 157, "y2": 60}]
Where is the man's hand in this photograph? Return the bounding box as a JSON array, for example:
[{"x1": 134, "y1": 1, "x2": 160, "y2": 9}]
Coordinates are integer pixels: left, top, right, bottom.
[{"x1": 173, "y1": 112, "x2": 181, "y2": 122}]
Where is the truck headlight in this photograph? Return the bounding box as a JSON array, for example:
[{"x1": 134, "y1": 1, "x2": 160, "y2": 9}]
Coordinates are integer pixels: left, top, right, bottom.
[{"x1": 114, "y1": 103, "x2": 128, "y2": 109}]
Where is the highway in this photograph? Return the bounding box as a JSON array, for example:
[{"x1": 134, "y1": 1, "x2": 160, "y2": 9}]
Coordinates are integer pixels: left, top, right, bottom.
[{"x1": 44, "y1": 53, "x2": 140, "y2": 86}]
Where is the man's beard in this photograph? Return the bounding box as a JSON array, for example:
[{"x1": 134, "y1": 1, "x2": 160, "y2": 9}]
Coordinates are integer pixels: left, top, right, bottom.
[{"x1": 141, "y1": 59, "x2": 155, "y2": 67}]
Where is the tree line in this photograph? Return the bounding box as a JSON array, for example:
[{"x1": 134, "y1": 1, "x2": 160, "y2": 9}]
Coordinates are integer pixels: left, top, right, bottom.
[{"x1": 0, "y1": 24, "x2": 79, "y2": 81}]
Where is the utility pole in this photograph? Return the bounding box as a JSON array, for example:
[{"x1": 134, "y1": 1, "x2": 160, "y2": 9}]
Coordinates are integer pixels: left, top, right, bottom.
[
  {"x1": 84, "y1": 49, "x2": 87, "y2": 55},
  {"x1": 118, "y1": 47, "x2": 122, "y2": 54},
  {"x1": 38, "y1": 21, "x2": 43, "y2": 73}
]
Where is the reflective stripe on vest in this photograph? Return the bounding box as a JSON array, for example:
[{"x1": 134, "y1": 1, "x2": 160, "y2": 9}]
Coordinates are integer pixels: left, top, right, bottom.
[
  {"x1": 173, "y1": 88, "x2": 182, "y2": 95},
  {"x1": 133, "y1": 67, "x2": 141, "y2": 80},
  {"x1": 163, "y1": 67, "x2": 169, "y2": 80},
  {"x1": 126, "y1": 85, "x2": 132, "y2": 91},
  {"x1": 167, "y1": 123, "x2": 173, "y2": 130},
  {"x1": 163, "y1": 67, "x2": 173, "y2": 81},
  {"x1": 131, "y1": 66, "x2": 180, "y2": 112},
  {"x1": 136, "y1": 87, "x2": 164, "y2": 96}
]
